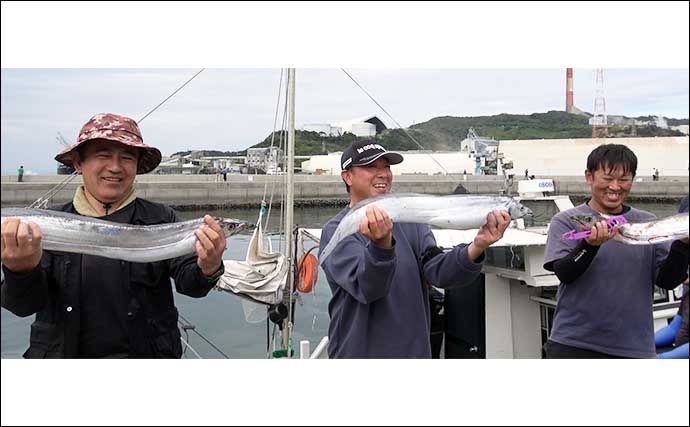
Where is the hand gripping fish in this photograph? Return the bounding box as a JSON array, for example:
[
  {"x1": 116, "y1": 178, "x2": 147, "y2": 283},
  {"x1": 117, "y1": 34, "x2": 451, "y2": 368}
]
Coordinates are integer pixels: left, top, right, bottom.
[
  {"x1": 318, "y1": 193, "x2": 533, "y2": 264},
  {"x1": 566, "y1": 212, "x2": 689, "y2": 245},
  {"x1": 1, "y1": 208, "x2": 253, "y2": 263}
]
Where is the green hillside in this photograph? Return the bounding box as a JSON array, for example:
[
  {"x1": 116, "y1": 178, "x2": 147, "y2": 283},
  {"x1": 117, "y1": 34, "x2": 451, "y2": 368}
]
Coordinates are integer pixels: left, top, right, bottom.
[{"x1": 172, "y1": 111, "x2": 687, "y2": 157}]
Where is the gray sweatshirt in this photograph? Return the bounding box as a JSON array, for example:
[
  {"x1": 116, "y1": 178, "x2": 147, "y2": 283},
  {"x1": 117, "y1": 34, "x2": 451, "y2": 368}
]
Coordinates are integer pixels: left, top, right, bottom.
[{"x1": 319, "y1": 207, "x2": 485, "y2": 358}]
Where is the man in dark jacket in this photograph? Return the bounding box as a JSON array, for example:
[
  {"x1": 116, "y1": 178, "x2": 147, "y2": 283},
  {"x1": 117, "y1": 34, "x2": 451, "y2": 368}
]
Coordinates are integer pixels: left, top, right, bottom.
[{"x1": 1, "y1": 113, "x2": 228, "y2": 358}]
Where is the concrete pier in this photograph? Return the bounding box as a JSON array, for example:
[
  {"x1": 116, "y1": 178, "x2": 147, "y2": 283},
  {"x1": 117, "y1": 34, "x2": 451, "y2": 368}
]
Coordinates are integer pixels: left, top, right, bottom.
[{"x1": 1, "y1": 174, "x2": 688, "y2": 208}]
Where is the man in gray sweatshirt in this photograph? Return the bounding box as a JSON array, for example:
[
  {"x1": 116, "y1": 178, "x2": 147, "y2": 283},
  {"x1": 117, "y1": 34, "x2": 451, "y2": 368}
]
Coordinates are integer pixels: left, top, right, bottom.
[{"x1": 319, "y1": 139, "x2": 511, "y2": 358}]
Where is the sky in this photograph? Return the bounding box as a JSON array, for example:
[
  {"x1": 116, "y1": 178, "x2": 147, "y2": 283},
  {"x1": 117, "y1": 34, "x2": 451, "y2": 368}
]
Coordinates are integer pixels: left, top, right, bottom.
[
  {"x1": 2, "y1": 67, "x2": 688, "y2": 175},
  {"x1": 1, "y1": 3, "x2": 689, "y2": 176}
]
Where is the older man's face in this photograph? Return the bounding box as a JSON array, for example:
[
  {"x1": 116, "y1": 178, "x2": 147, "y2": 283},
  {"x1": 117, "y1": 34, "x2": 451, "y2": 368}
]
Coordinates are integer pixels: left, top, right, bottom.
[{"x1": 73, "y1": 139, "x2": 139, "y2": 204}]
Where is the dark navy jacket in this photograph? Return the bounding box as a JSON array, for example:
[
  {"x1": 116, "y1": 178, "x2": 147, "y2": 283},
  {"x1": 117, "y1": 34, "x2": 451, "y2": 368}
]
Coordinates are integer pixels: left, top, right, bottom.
[
  {"x1": 320, "y1": 207, "x2": 485, "y2": 358},
  {"x1": 1, "y1": 198, "x2": 216, "y2": 358}
]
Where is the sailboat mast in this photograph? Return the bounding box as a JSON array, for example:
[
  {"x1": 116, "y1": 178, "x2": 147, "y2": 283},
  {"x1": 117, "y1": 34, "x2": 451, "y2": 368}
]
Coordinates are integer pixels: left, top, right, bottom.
[{"x1": 282, "y1": 68, "x2": 296, "y2": 351}]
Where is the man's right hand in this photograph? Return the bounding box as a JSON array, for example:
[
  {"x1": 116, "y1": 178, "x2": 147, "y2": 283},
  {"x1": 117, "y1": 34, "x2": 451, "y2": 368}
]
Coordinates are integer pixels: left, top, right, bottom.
[
  {"x1": 1, "y1": 218, "x2": 43, "y2": 273},
  {"x1": 359, "y1": 205, "x2": 393, "y2": 249},
  {"x1": 584, "y1": 219, "x2": 617, "y2": 247}
]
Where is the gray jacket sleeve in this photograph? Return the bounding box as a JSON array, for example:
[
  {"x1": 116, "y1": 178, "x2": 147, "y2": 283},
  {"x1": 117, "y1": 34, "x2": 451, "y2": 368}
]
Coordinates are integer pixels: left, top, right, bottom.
[
  {"x1": 418, "y1": 225, "x2": 484, "y2": 289},
  {"x1": 320, "y1": 228, "x2": 397, "y2": 305}
]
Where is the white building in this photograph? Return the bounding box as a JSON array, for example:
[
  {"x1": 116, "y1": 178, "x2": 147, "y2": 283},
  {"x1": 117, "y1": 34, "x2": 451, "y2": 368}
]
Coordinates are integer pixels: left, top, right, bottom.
[
  {"x1": 499, "y1": 136, "x2": 689, "y2": 177},
  {"x1": 302, "y1": 150, "x2": 478, "y2": 175},
  {"x1": 247, "y1": 147, "x2": 283, "y2": 172},
  {"x1": 301, "y1": 115, "x2": 388, "y2": 138},
  {"x1": 302, "y1": 123, "x2": 342, "y2": 136},
  {"x1": 671, "y1": 125, "x2": 689, "y2": 135},
  {"x1": 334, "y1": 116, "x2": 387, "y2": 137},
  {"x1": 301, "y1": 136, "x2": 690, "y2": 177}
]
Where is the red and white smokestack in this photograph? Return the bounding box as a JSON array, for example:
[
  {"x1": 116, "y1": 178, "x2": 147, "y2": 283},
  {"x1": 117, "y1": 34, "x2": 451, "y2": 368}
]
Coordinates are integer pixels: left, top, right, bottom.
[{"x1": 566, "y1": 68, "x2": 574, "y2": 113}]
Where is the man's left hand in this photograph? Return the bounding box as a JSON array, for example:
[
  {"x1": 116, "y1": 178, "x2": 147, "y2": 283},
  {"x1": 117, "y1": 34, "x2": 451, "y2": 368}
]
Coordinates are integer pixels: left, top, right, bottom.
[{"x1": 195, "y1": 215, "x2": 227, "y2": 276}]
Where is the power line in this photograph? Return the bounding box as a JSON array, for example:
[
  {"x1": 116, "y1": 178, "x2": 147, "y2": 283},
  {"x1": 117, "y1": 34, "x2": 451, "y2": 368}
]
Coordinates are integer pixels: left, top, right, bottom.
[
  {"x1": 341, "y1": 68, "x2": 449, "y2": 174},
  {"x1": 138, "y1": 68, "x2": 205, "y2": 123}
]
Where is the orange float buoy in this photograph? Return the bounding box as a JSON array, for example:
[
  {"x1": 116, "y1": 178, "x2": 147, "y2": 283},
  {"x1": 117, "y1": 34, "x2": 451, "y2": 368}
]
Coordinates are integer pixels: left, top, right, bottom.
[{"x1": 297, "y1": 253, "x2": 319, "y2": 293}]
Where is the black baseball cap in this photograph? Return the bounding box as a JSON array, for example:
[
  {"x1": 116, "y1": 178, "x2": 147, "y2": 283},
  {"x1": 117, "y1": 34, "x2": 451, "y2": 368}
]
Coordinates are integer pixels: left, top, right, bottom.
[{"x1": 340, "y1": 139, "x2": 404, "y2": 170}]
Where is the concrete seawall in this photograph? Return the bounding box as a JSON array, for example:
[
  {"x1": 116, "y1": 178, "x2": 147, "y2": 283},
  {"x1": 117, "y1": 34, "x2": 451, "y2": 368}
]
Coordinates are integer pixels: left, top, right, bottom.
[{"x1": 2, "y1": 175, "x2": 688, "y2": 208}]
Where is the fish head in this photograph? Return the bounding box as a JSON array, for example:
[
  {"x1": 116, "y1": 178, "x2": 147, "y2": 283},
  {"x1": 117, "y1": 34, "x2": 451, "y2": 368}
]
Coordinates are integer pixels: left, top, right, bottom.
[
  {"x1": 507, "y1": 200, "x2": 533, "y2": 220},
  {"x1": 569, "y1": 213, "x2": 606, "y2": 230},
  {"x1": 215, "y1": 218, "x2": 254, "y2": 237}
]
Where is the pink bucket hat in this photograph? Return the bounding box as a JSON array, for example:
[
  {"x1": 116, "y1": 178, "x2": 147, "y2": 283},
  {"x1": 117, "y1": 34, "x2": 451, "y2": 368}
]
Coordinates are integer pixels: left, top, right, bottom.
[{"x1": 55, "y1": 113, "x2": 162, "y2": 174}]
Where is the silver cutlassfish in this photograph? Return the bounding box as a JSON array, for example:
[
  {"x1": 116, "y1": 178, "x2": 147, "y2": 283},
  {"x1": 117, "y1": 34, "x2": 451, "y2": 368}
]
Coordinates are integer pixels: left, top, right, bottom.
[
  {"x1": 318, "y1": 193, "x2": 533, "y2": 264},
  {"x1": 569, "y1": 212, "x2": 689, "y2": 245},
  {"x1": 1, "y1": 208, "x2": 253, "y2": 263}
]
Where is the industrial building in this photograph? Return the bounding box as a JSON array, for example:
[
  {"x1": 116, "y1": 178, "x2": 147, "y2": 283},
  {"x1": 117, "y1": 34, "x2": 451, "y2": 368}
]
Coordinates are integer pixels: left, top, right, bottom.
[
  {"x1": 301, "y1": 136, "x2": 689, "y2": 177},
  {"x1": 302, "y1": 150, "x2": 478, "y2": 176},
  {"x1": 302, "y1": 115, "x2": 388, "y2": 137},
  {"x1": 500, "y1": 136, "x2": 689, "y2": 177},
  {"x1": 247, "y1": 147, "x2": 283, "y2": 174}
]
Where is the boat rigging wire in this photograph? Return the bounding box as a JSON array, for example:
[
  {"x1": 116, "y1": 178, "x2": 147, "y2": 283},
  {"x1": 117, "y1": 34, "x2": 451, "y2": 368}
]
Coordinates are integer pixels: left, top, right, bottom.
[
  {"x1": 340, "y1": 68, "x2": 449, "y2": 175},
  {"x1": 180, "y1": 335, "x2": 202, "y2": 359},
  {"x1": 138, "y1": 68, "x2": 206, "y2": 124},
  {"x1": 178, "y1": 313, "x2": 230, "y2": 359}
]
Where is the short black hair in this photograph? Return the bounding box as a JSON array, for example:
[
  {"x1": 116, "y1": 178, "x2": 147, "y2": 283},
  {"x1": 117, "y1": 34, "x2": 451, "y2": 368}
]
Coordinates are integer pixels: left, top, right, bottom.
[{"x1": 586, "y1": 144, "x2": 638, "y2": 177}]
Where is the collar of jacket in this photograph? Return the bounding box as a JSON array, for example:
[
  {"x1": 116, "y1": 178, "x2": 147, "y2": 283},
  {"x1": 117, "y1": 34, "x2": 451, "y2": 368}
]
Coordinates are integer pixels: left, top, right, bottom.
[{"x1": 73, "y1": 185, "x2": 138, "y2": 217}]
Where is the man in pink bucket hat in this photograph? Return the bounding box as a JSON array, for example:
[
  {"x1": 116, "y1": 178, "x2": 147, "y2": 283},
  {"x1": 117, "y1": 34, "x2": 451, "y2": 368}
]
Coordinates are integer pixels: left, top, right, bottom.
[{"x1": 1, "y1": 113, "x2": 228, "y2": 358}]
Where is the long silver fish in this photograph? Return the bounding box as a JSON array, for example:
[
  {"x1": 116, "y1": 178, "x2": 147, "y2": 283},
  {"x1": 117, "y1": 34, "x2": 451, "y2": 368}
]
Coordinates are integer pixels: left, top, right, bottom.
[
  {"x1": 570, "y1": 212, "x2": 689, "y2": 245},
  {"x1": 318, "y1": 193, "x2": 533, "y2": 264},
  {"x1": 0, "y1": 208, "x2": 253, "y2": 263}
]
